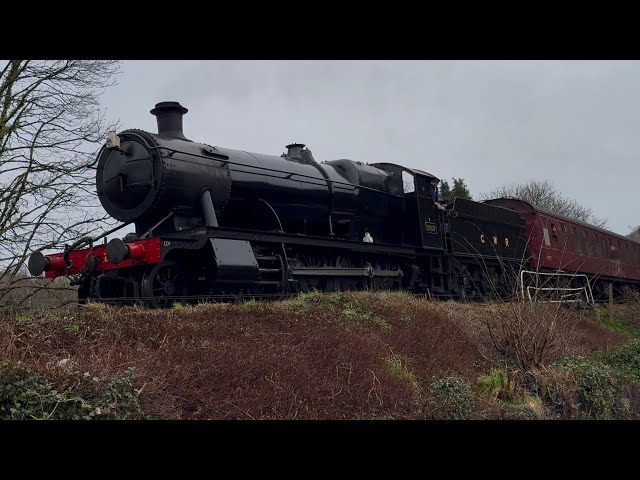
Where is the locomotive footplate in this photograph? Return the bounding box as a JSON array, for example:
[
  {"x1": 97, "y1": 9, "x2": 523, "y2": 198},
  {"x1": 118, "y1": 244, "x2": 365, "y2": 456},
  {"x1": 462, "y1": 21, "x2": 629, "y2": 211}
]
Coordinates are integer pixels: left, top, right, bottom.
[
  {"x1": 290, "y1": 265, "x2": 403, "y2": 278},
  {"x1": 162, "y1": 226, "x2": 428, "y2": 257}
]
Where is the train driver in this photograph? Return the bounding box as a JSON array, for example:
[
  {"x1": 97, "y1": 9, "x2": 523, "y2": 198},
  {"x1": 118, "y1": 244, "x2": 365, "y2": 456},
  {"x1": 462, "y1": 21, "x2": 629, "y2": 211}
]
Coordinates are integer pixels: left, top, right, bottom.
[{"x1": 429, "y1": 179, "x2": 447, "y2": 211}]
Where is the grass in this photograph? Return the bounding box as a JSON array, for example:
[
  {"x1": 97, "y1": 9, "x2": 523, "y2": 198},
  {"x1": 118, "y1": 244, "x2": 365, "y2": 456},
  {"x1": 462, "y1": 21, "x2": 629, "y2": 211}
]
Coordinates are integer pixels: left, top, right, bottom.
[
  {"x1": 477, "y1": 369, "x2": 513, "y2": 400},
  {"x1": 594, "y1": 306, "x2": 640, "y2": 338},
  {"x1": 596, "y1": 339, "x2": 640, "y2": 382},
  {"x1": 0, "y1": 291, "x2": 638, "y2": 420},
  {"x1": 384, "y1": 350, "x2": 422, "y2": 402}
]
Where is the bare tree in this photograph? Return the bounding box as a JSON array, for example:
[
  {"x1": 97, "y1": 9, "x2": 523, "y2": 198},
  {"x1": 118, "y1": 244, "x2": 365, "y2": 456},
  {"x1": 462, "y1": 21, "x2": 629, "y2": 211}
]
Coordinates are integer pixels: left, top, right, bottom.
[
  {"x1": 482, "y1": 179, "x2": 607, "y2": 228},
  {"x1": 0, "y1": 60, "x2": 121, "y2": 307},
  {"x1": 627, "y1": 226, "x2": 640, "y2": 242}
]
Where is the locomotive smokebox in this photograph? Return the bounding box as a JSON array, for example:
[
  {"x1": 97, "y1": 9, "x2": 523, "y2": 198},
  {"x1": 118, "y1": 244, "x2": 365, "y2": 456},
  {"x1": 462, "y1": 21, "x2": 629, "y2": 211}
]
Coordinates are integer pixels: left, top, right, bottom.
[
  {"x1": 150, "y1": 101, "x2": 189, "y2": 140},
  {"x1": 96, "y1": 100, "x2": 232, "y2": 231}
]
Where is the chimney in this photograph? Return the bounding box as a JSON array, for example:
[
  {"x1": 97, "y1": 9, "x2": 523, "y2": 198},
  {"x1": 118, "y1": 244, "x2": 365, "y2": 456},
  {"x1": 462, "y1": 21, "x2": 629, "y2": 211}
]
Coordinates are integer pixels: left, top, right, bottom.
[
  {"x1": 150, "y1": 101, "x2": 189, "y2": 140},
  {"x1": 285, "y1": 143, "x2": 305, "y2": 160}
]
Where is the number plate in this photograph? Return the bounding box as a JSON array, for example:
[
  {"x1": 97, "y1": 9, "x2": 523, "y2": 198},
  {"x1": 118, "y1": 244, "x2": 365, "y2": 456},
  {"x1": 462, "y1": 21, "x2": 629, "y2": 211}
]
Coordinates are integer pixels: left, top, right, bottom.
[{"x1": 425, "y1": 222, "x2": 438, "y2": 235}]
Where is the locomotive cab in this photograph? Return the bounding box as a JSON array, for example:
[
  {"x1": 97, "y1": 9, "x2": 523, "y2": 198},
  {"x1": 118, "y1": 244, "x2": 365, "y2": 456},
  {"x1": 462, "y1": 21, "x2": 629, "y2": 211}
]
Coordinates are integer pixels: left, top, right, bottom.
[{"x1": 372, "y1": 163, "x2": 444, "y2": 249}]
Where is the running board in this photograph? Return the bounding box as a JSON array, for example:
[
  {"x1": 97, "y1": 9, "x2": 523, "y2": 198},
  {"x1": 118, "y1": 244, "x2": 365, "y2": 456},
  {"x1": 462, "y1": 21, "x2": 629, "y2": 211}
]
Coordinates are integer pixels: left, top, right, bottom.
[{"x1": 290, "y1": 266, "x2": 403, "y2": 278}]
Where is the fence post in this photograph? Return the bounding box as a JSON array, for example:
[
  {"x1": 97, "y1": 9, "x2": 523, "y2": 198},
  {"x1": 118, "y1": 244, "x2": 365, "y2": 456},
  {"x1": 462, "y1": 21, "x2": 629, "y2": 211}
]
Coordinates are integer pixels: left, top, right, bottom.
[{"x1": 608, "y1": 283, "x2": 614, "y2": 307}]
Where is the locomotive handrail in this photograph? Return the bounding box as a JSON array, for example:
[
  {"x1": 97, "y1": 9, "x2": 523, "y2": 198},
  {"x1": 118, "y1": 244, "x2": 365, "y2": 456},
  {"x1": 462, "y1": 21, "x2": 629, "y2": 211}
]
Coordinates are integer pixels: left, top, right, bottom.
[
  {"x1": 257, "y1": 198, "x2": 284, "y2": 232},
  {"x1": 62, "y1": 222, "x2": 132, "y2": 267},
  {"x1": 139, "y1": 212, "x2": 174, "y2": 239},
  {"x1": 113, "y1": 131, "x2": 409, "y2": 200}
]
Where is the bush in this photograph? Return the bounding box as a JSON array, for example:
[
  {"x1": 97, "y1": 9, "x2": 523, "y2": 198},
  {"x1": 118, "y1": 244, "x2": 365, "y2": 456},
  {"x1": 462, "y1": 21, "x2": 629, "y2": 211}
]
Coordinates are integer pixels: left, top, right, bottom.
[
  {"x1": 429, "y1": 377, "x2": 474, "y2": 420},
  {"x1": 537, "y1": 357, "x2": 626, "y2": 419},
  {"x1": 0, "y1": 360, "x2": 149, "y2": 420},
  {"x1": 500, "y1": 402, "x2": 538, "y2": 420},
  {"x1": 481, "y1": 302, "x2": 578, "y2": 370},
  {"x1": 596, "y1": 339, "x2": 640, "y2": 381}
]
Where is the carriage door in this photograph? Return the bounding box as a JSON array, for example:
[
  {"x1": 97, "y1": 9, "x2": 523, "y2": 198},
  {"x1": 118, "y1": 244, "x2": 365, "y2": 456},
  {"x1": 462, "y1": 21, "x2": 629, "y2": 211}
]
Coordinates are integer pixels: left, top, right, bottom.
[{"x1": 415, "y1": 174, "x2": 444, "y2": 249}]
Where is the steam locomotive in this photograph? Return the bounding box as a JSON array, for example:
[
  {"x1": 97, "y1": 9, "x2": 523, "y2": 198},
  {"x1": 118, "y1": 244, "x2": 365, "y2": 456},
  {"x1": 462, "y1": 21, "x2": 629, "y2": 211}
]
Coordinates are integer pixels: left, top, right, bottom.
[{"x1": 26, "y1": 101, "x2": 640, "y2": 306}]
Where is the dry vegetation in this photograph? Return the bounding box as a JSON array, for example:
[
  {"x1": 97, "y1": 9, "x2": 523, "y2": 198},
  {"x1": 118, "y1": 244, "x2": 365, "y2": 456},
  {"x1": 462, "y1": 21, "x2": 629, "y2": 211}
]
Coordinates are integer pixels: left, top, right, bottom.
[{"x1": 1, "y1": 290, "x2": 639, "y2": 420}]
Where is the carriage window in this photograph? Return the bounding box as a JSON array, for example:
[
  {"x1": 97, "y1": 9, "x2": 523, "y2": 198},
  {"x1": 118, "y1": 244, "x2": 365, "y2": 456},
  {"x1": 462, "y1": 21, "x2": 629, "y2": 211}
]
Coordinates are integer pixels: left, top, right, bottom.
[
  {"x1": 561, "y1": 223, "x2": 567, "y2": 232},
  {"x1": 543, "y1": 227, "x2": 551, "y2": 246},
  {"x1": 402, "y1": 171, "x2": 415, "y2": 194}
]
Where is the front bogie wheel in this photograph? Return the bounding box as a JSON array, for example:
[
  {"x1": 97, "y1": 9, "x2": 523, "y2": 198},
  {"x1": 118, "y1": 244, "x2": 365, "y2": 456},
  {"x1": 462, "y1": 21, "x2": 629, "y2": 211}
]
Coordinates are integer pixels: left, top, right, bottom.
[{"x1": 141, "y1": 260, "x2": 189, "y2": 308}]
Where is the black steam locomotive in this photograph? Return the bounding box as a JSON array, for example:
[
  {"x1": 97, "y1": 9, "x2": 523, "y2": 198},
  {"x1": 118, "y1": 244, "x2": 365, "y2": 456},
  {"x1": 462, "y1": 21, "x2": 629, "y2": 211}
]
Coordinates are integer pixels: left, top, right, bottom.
[{"x1": 28, "y1": 101, "x2": 528, "y2": 306}]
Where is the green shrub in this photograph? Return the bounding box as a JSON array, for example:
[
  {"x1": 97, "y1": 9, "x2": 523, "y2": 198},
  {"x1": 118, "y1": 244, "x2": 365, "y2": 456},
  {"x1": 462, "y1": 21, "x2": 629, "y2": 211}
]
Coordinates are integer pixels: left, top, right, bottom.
[
  {"x1": 429, "y1": 377, "x2": 474, "y2": 420},
  {"x1": 543, "y1": 356, "x2": 625, "y2": 419},
  {"x1": 500, "y1": 403, "x2": 538, "y2": 420},
  {"x1": 0, "y1": 360, "x2": 149, "y2": 420},
  {"x1": 596, "y1": 339, "x2": 640, "y2": 381}
]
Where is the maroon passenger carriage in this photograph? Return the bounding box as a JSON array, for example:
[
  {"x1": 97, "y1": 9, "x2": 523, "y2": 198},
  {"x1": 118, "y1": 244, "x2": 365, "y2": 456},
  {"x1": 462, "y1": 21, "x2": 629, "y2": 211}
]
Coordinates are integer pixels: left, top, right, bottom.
[{"x1": 486, "y1": 198, "x2": 640, "y2": 302}]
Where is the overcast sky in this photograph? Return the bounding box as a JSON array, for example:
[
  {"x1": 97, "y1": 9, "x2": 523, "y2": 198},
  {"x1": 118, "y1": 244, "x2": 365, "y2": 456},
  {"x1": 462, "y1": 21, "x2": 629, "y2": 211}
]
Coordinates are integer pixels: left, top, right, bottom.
[{"x1": 100, "y1": 60, "x2": 640, "y2": 235}]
